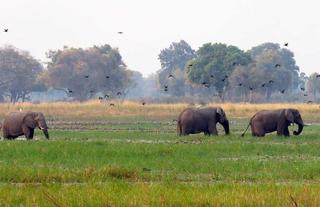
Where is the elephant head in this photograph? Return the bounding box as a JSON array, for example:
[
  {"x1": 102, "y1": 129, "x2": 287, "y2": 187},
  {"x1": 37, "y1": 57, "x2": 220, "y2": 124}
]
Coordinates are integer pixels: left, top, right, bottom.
[
  {"x1": 216, "y1": 107, "x2": 230, "y2": 135},
  {"x1": 285, "y1": 109, "x2": 304, "y2": 135},
  {"x1": 24, "y1": 112, "x2": 49, "y2": 139}
]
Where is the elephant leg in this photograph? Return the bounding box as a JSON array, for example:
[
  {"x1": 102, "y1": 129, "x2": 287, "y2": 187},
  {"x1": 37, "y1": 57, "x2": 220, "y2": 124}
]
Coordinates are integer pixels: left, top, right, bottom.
[
  {"x1": 252, "y1": 123, "x2": 265, "y2": 137},
  {"x1": 23, "y1": 127, "x2": 33, "y2": 139},
  {"x1": 283, "y1": 127, "x2": 290, "y2": 137},
  {"x1": 181, "y1": 125, "x2": 189, "y2": 136},
  {"x1": 208, "y1": 124, "x2": 218, "y2": 136}
]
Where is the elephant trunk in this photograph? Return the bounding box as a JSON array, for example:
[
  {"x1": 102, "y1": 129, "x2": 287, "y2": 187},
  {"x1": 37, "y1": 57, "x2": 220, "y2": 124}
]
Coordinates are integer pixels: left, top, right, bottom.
[
  {"x1": 293, "y1": 123, "x2": 303, "y2": 135},
  {"x1": 42, "y1": 128, "x2": 49, "y2": 139},
  {"x1": 222, "y1": 120, "x2": 230, "y2": 135},
  {"x1": 293, "y1": 119, "x2": 304, "y2": 135}
]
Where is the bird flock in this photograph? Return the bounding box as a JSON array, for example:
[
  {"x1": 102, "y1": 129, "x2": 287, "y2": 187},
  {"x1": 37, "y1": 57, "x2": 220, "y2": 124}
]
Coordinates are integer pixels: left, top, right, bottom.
[{"x1": 2, "y1": 29, "x2": 320, "y2": 104}]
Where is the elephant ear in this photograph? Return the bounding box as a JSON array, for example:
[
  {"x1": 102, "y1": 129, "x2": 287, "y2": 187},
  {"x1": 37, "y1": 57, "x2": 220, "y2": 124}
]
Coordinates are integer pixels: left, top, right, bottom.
[
  {"x1": 285, "y1": 109, "x2": 294, "y2": 123},
  {"x1": 216, "y1": 107, "x2": 224, "y2": 117},
  {"x1": 23, "y1": 112, "x2": 36, "y2": 128}
]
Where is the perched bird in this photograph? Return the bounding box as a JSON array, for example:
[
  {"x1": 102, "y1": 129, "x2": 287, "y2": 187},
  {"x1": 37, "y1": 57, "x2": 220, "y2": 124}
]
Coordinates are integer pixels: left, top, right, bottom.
[
  {"x1": 249, "y1": 87, "x2": 254, "y2": 91},
  {"x1": 301, "y1": 87, "x2": 305, "y2": 91},
  {"x1": 109, "y1": 103, "x2": 115, "y2": 106},
  {"x1": 90, "y1": 90, "x2": 95, "y2": 93},
  {"x1": 106, "y1": 75, "x2": 110, "y2": 79},
  {"x1": 104, "y1": 94, "x2": 110, "y2": 98},
  {"x1": 204, "y1": 84, "x2": 210, "y2": 88},
  {"x1": 188, "y1": 63, "x2": 193, "y2": 67},
  {"x1": 269, "y1": 80, "x2": 274, "y2": 84},
  {"x1": 201, "y1": 81, "x2": 208, "y2": 85},
  {"x1": 275, "y1": 64, "x2": 281, "y2": 68},
  {"x1": 280, "y1": 89, "x2": 285, "y2": 94},
  {"x1": 117, "y1": 92, "x2": 122, "y2": 96},
  {"x1": 307, "y1": 100, "x2": 313, "y2": 104},
  {"x1": 210, "y1": 75, "x2": 214, "y2": 78},
  {"x1": 142, "y1": 102, "x2": 146, "y2": 105},
  {"x1": 304, "y1": 94, "x2": 308, "y2": 96},
  {"x1": 238, "y1": 83, "x2": 243, "y2": 86},
  {"x1": 85, "y1": 75, "x2": 89, "y2": 78},
  {"x1": 316, "y1": 74, "x2": 320, "y2": 78},
  {"x1": 4, "y1": 29, "x2": 8, "y2": 32},
  {"x1": 68, "y1": 89, "x2": 73, "y2": 93},
  {"x1": 164, "y1": 88, "x2": 168, "y2": 92},
  {"x1": 261, "y1": 83, "x2": 266, "y2": 87},
  {"x1": 168, "y1": 74, "x2": 175, "y2": 79},
  {"x1": 164, "y1": 85, "x2": 168, "y2": 89},
  {"x1": 232, "y1": 62, "x2": 238, "y2": 66},
  {"x1": 284, "y1": 43, "x2": 289, "y2": 47},
  {"x1": 98, "y1": 97, "x2": 103, "y2": 100}
]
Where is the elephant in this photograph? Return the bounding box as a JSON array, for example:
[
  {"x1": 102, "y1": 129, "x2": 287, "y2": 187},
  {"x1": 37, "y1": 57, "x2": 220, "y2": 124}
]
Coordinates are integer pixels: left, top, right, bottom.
[
  {"x1": 2, "y1": 111, "x2": 49, "y2": 140},
  {"x1": 177, "y1": 107, "x2": 230, "y2": 136},
  {"x1": 241, "y1": 108, "x2": 304, "y2": 137}
]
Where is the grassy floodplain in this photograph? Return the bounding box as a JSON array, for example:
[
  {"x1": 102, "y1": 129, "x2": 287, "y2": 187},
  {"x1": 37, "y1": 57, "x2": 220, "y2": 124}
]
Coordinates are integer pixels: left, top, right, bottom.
[{"x1": 0, "y1": 101, "x2": 320, "y2": 206}]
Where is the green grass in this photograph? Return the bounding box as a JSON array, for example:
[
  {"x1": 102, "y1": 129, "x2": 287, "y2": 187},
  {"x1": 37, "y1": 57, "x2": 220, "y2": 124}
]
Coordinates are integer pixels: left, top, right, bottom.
[{"x1": 1, "y1": 119, "x2": 320, "y2": 206}]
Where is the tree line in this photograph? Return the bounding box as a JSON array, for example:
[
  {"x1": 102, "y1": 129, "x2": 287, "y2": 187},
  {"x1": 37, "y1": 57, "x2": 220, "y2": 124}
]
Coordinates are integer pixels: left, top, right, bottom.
[{"x1": 0, "y1": 41, "x2": 319, "y2": 103}]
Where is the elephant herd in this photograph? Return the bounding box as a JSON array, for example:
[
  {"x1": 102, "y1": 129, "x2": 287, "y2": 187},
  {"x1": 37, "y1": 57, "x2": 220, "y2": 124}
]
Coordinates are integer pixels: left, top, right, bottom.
[{"x1": 1, "y1": 107, "x2": 304, "y2": 140}]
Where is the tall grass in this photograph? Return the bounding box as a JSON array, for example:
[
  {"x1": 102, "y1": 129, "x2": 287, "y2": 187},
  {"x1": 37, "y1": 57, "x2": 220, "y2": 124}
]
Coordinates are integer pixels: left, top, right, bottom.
[{"x1": 0, "y1": 101, "x2": 319, "y2": 121}]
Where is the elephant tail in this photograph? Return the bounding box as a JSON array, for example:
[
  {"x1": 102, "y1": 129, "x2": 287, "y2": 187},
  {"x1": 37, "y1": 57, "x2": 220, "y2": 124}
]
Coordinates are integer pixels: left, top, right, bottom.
[
  {"x1": 241, "y1": 123, "x2": 250, "y2": 137},
  {"x1": 241, "y1": 116, "x2": 255, "y2": 137},
  {"x1": 177, "y1": 120, "x2": 182, "y2": 136}
]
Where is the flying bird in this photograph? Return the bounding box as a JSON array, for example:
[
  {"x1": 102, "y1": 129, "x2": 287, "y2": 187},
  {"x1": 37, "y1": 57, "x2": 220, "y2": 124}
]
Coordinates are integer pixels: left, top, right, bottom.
[
  {"x1": 284, "y1": 43, "x2": 289, "y2": 47},
  {"x1": 118, "y1": 32, "x2": 123, "y2": 34},
  {"x1": 221, "y1": 75, "x2": 228, "y2": 82},
  {"x1": 117, "y1": 92, "x2": 122, "y2": 96},
  {"x1": 3, "y1": 29, "x2": 8, "y2": 32},
  {"x1": 275, "y1": 64, "x2": 281, "y2": 68},
  {"x1": 104, "y1": 94, "x2": 110, "y2": 98}
]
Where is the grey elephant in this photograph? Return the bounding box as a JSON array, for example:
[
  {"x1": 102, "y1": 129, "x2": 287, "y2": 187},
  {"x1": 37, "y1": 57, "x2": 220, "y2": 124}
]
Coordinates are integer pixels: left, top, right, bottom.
[
  {"x1": 241, "y1": 108, "x2": 304, "y2": 137},
  {"x1": 2, "y1": 111, "x2": 49, "y2": 139},
  {"x1": 177, "y1": 107, "x2": 230, "y2": 136}
]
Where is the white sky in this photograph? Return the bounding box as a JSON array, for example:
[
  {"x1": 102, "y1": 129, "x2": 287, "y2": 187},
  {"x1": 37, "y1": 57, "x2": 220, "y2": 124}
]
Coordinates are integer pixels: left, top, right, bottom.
[{"x1": 1, "y1": 0, "x2": 320, "y2": 77}]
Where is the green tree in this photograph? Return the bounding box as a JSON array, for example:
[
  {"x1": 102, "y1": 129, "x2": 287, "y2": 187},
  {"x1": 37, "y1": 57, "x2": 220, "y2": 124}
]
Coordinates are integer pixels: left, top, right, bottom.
[
  {"x1": 307, "y1": 73, "x2": 320, "y2": 101},
  {"x1": 0, "y1": 46, "x2": 43, "y2": 102},
  {"x1": 187, "y1": 43, "x2": 251, "y2": 100},
  {"x1": 158, "y1": 40, "x2": 196, "y2": 97},
  {"x1": 228, "y1": 43, "x2": 301, "y2": 102},
  {"x1": 44, "y1": 45, "x2": 131, "y2": 101}
]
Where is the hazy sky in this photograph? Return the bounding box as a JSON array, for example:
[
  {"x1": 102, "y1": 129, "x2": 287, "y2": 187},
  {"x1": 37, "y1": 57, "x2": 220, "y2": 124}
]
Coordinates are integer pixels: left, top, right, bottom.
[{"x1": 1, "y1": 0, "x2": 320, "y2": 76}]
